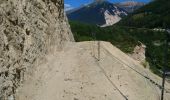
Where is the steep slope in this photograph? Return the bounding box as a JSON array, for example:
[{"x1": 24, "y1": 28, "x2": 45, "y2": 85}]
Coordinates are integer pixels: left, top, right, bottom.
[
  {"x1": 16, "y1": 41, "x2": 170, "y2": 100},
  {"x1": 118, "y1": 0, "x2": 170, "y2": 28},
  {"x1": 0, "y1": 0, "x2": 74, "y2": 99},
  {"x1": 67, "y1": 0, "x2": 127, "y2": 26}
]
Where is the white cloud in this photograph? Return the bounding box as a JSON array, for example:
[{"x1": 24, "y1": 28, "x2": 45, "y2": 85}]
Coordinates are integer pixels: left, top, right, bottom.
[{"x1": 64, "y1": 4, "x2": 74, "y2": 11}]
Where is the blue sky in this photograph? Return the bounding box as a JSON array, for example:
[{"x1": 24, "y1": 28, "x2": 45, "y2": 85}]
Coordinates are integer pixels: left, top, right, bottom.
[{"x1": 64, "y1": 0, "x2": 151, "y2": 11}]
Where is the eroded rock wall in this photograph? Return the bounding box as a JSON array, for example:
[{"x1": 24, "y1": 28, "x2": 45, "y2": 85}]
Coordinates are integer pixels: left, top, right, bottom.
[
  {"x1": 0, "y1": 0, "x2": 74, "y2": 99},
  {"x1": 129, "y1": 43, "x2": 146, "y2": 64}
]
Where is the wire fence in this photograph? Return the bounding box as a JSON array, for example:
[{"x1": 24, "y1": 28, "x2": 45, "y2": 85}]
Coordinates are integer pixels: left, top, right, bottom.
[{"x1": 90, "y1": 28, "x2": 170, "y2": 100}]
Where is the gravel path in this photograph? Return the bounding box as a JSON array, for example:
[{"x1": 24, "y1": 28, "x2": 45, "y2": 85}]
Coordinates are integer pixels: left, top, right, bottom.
[{"x1": 16, "y1": 41, "x2": 170, "y2": 100}]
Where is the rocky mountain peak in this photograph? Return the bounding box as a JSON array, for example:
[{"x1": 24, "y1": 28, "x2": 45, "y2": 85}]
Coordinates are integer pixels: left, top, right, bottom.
[{"x1": 67, "y1": 0, "x2": 127, "y2": 26}]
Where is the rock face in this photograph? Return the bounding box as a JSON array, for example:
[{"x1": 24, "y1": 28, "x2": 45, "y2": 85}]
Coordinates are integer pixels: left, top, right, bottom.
[
  {"x1": 0, "y1": 0, "x2": 74, "y2": 99},
  {"x1": 130, "y1": 43, "x2": 146, "y2": 63}
]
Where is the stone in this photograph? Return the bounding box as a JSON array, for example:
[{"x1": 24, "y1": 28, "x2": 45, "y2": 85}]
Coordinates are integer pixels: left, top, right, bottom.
[{"x1": 0, "y1": 0, "x2": 74, "y2": 99}]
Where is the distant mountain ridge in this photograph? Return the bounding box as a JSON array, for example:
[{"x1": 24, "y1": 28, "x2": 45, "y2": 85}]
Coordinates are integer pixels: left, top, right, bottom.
[
  {"x1": 115, "y1": 1, "x2": 145, "y2": 13},
  {"x1": 66, "y1": 0, "x2": 145, "y2": 26},
  {"x1": 118, "y1": 0, "x2": 170, "y2": 28},
  {"x1": 66, "y1": 4, "x2": 87, "y2": 15},
  {"x1": 67, "y1": 0, "x2": 128, "y2": 26}
]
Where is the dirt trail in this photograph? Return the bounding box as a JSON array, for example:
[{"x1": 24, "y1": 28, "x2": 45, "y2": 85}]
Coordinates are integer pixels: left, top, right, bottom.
[{"x1": 16, "y1": 41, "x2": 170, "y2": 100}]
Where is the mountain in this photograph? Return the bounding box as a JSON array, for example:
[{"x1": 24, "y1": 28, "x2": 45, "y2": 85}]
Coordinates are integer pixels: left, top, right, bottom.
[
  {"x1": 115, "y1": 1, "x2": 145, "y2": 13},
  {"x1": 118, "y1": 0, "x2": 170, "y2": 28},
  {"x1": 67, "y1": 0, "x2": 128, "y2": 27},
  {"x1": 66, "y1": 4, "x2": 86, "y2": 15}
]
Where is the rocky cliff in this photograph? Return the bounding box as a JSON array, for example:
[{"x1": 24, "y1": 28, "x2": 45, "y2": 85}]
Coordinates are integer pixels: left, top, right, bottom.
[{"x1": 0, "y1": 0, "x2": 74, "y2": 99}]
